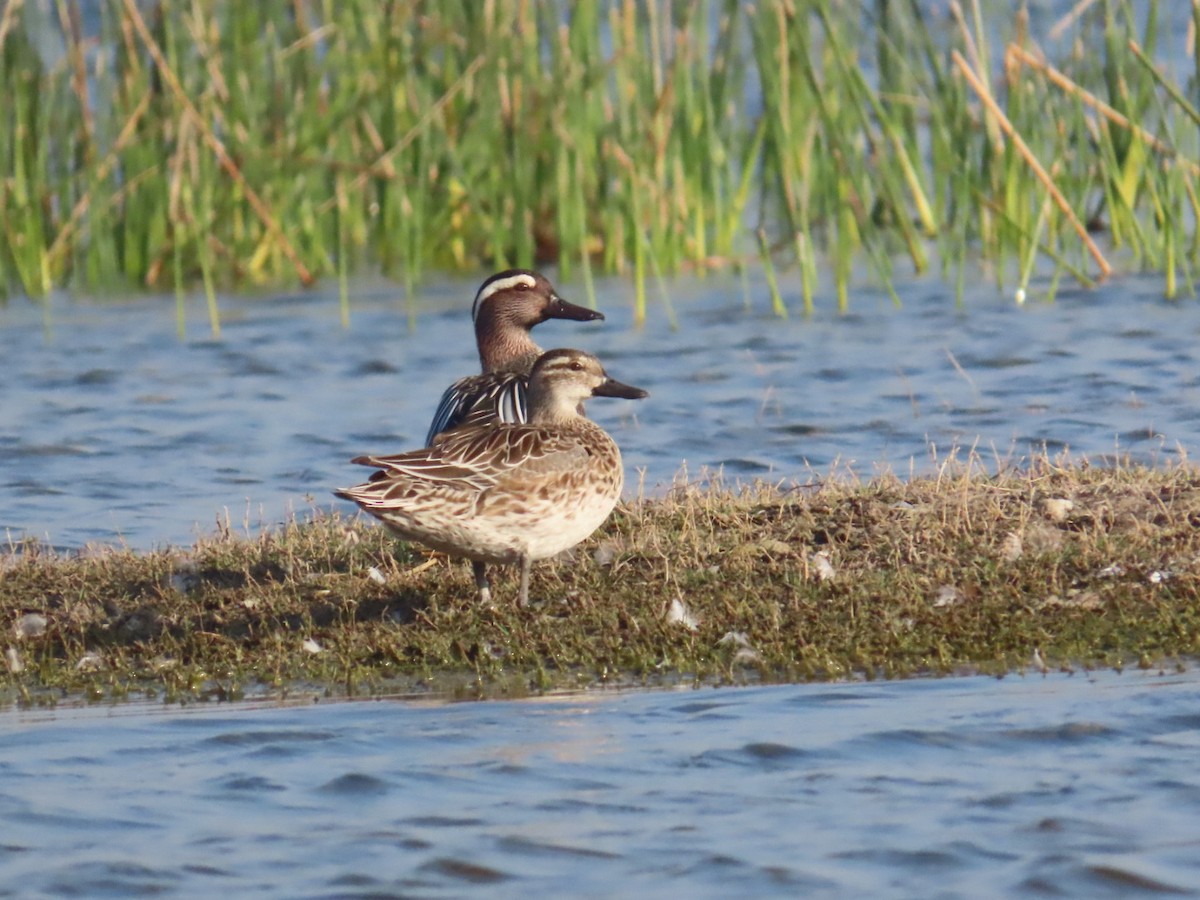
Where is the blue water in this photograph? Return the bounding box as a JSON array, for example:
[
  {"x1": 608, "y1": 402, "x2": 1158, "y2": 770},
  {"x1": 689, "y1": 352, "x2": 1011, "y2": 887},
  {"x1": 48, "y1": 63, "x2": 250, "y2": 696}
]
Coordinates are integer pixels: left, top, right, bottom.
[
  {"x1": 3, "y1": 276, "x2": 1197, "y2": 896},
  {"x1": 5, "y1": 1, "x2": 1200, "y2": 892},
  {"x1": 3, "y1": 668, "x2": 1199, "y2": 897},
  {"x1": 2, "y1": 272, "x2": 1199, "y2": 549}
]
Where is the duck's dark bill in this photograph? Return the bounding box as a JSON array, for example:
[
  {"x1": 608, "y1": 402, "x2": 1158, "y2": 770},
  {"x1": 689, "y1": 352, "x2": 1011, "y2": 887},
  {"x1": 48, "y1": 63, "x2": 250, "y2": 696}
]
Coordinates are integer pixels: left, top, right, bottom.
[
  {"x1": 548, "y1": 297, "x2": 606, "y2": 322},
  {"x1": 594, "y1": 377, "x2": 649, "y2": 400}
]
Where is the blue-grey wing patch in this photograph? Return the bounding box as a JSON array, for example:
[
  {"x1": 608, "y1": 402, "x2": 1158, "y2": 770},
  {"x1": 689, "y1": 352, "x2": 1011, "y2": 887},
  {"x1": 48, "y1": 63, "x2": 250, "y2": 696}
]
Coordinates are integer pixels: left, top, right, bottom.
[{"x1": 425, "y1": 381, "x2": 469, "y2": 446}]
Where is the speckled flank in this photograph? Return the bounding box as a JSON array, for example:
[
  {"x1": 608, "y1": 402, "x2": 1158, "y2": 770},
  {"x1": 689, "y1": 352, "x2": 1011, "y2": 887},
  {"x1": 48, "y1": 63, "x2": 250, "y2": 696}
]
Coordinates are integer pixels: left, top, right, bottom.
[{"x1": 340, "y1": 349, "x2": 646, "y2": 605}]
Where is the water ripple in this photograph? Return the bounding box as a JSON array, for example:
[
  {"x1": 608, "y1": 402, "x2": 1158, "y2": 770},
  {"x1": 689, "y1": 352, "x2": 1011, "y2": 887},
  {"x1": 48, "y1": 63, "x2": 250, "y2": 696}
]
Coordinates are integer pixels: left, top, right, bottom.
[
  {"x1": 3, "y1": 272, "x2": 1199, "y2": 547},
  {"x1": 318, "y1": 773, "x2": 391, "y2": 796},
  {"x1": 2, "y1": 670, "x2": 1200, "y2": 895},
  {"x1": 420, "y1": 856, "x2": 513, "y2": 884}
]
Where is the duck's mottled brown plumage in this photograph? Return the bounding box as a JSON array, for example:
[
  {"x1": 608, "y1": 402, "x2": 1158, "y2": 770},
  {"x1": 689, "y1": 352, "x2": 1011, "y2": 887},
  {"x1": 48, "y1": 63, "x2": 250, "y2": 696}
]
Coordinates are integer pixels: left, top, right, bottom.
[
  {"x1": 339, "y1": 349, "x2": 647, "y2": 605},
  {"x1": 425, "y1": 270, "x2": 604, "y2": 445}
]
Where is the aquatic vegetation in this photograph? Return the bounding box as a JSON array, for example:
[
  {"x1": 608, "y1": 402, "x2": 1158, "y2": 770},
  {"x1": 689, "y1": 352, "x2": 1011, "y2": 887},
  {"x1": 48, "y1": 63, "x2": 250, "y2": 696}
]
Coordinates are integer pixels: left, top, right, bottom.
[
  {"x1": 2, "y1": 457, "x2": 1199, "y2": 708},
  {"x1": 0, "y1": 1, "x2": 1196, "y2": 323}
]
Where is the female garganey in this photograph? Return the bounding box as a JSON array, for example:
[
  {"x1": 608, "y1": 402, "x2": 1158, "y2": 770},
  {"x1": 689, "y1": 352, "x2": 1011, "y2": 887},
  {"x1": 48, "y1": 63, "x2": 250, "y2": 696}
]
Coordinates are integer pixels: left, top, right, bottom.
[
  {"x1": 425, "y1": 269, "x2": 604, "y2": 445},
  {"x1": 338, "y1": 348, "x2": 647, "y2": 606}
]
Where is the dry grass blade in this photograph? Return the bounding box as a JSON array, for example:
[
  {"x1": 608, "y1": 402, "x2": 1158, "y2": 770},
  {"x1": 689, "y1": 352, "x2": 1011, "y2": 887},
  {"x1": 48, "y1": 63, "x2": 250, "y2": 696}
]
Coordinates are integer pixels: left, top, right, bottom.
[
  {"x1": 952, "y1": 49, "x2": 1113, "y2": 281},
  {"x1": 1126, "y1": 39, "x2": 1200, "y2": 129},
  {"x1": 0, "y1": 0, "x2": 22, "y2": 47},
  {"x1": 120, "y1": 0, "x2": 315, "y2": 286},
  {"x1": 1008, "y1": 44, "x2": 1200, "y2": 178},
  {"x1": 1048, "y1": 0, "x2": 1102, "y2": 41},
  {"x1": 45, "y1": 89, "x2": 154, "y2": 271},
  {"x1": 316, "y1": 53, "x2": 488, "y2": 216}
]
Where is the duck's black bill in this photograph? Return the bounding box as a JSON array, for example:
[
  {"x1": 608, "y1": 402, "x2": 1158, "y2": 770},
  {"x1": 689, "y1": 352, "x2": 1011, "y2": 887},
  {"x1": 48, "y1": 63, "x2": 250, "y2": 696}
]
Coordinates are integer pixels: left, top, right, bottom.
[
  {"x1": 547, "y1": 296, "x2": 606, "y2": 322},
  {"x1": 594, "y1": 377, "x2": 649, "y2": 400}
]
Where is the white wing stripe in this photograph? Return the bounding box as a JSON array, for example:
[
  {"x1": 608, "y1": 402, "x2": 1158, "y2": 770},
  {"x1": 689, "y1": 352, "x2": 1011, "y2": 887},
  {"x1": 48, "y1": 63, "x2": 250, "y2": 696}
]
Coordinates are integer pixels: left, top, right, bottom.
[{"x1": 426, "y1": 374, "x2": 531, "y2": 444}]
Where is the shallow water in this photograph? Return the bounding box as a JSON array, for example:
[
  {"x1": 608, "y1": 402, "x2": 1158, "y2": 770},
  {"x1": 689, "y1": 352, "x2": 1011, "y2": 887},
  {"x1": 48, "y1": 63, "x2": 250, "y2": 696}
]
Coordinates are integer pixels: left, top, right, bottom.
[
  {"x1": 3, "y1": 668, "x2": 1199, "y2": 898},
  {"x1": 2, "y1": 272, "x2": 1199, "y2": 548}
]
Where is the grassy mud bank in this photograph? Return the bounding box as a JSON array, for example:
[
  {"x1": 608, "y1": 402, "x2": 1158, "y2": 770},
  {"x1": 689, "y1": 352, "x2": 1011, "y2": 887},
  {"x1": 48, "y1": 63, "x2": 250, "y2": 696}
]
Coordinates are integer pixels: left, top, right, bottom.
[{"x1": 3, "y1": 459, "x2": 1199, "y2": 709}]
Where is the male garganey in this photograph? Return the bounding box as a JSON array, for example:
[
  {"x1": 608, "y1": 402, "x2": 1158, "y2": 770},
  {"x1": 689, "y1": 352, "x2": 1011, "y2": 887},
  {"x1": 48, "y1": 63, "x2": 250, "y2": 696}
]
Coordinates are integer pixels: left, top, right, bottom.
[
  {"x1": 338, "y1": 349, "x2": 647, "y2": 606},
  {"x1": 425, "y1": 269, "x2": 604, "y2": 445}
]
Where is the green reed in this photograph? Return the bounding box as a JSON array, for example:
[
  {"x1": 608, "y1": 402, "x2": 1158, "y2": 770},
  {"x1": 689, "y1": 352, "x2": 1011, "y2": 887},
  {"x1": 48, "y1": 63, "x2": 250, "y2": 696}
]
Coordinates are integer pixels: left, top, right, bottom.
[{"x1": 0, "y1": 0, "x2": 1197, "y2": 326}]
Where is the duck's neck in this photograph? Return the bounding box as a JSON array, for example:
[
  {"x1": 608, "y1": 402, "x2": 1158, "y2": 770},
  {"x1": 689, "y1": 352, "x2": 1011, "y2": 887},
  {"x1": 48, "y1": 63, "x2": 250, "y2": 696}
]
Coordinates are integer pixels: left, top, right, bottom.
[
  {"x1": 528, "y1": 393, "x2": 587, "y2": 427},
  {"x1": 476, "y1": 312, "x2": 541, "y2": 374}
]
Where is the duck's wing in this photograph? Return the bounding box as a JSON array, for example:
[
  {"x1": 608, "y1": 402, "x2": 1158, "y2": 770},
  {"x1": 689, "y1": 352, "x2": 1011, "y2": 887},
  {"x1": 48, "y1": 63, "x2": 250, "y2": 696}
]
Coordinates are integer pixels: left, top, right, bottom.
[
  {"x1": 350, "y1": 425, "x2": 587, "y2": 494},
  {"x1": 424, "y1": 373, "x2": 529, "y2": 446}
]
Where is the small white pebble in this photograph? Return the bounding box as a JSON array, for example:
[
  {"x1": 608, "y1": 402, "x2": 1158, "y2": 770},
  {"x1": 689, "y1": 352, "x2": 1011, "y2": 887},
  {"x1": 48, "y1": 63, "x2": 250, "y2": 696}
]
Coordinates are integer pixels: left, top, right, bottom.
[
  {"x1": 1097, "y1": 563, "x2": 1125, "y2": 579},
  {"x1": 1000, "y1": 532, "x2": 1024, "y2": 563},
  {"x1": 1042, "y1": 497, "x2": 1074, "y2": 523},
  {"x1": 933, "y1": 585, "x2": 964, "y2": 607},
  {"x1": 716, "y1": 631, "x2": 761, "y2": 666},
  {"x1": 810, "y1": 551, "x2": 836, "y2": 581},
  {"x1": 1148, "y1": 570, "x2": 1172, "y2": 584},
  {"x1": 732, "y1": 647, "x2": 762, "y2": 666},
  {"x1": 593, "y1": 541, "x2": 619, "y2": 568},
  {"x1": 15, "y1": 613, "x2": 48, "y2": 639},
  {"x1": 1015, "y1": 287, "x2": 1026, "y2": 305},
  {"x1": 170, "y1": 573, "x2": 198, "y2": 593},
  {"x1": 667, "y1": 597, "x2": 700, "y2": 631},
  {"x1": 301, "y1": 638, "x2": 323, "y2": 654},
  {"x1": 170, "y1": 560, "x2": 200, "y2": 593},
  {"x1": 718, "y1": 631, "x2": 752, "y2": 648},
  {"x1": 367, "y1": 566, "x2": 387, "y2": 585},
  {"x1": 75, "y1": 651, "x2": 103, "y2": 672}
]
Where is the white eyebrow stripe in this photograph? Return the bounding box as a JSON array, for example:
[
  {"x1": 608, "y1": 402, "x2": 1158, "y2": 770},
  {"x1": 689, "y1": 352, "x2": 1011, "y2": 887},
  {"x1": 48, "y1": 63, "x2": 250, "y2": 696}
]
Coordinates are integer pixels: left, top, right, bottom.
[{"x1": 474, "y1": 273, "x2": 537, "y2": 310}]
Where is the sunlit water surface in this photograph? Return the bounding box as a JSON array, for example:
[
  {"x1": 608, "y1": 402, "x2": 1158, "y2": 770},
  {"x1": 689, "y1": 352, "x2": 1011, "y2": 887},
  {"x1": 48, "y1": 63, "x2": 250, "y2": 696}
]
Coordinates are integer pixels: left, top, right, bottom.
[
  {"x1": 2, "y1": 272, "x2": 1199, "y2": 548},
  {"x1": 6, "y1": 9, "x2": 1200, "y2": 897},
  {"x1": 2, "y1": 669, "x2": 1199, "y2": 897}
]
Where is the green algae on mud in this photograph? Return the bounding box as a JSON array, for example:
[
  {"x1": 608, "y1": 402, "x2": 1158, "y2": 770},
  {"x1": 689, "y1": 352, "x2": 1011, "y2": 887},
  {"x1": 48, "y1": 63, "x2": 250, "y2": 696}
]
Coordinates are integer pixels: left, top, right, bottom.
[{"x1": 3, "y1": 459, "x2": 1200, "y2": 709}]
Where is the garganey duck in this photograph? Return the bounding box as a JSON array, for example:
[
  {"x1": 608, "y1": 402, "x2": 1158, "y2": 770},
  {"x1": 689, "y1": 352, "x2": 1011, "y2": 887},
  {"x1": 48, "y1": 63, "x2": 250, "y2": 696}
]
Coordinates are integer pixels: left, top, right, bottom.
[
  {"x1": 425, "y1": 269, "x2": 604, "y2": 445},
  {"x1": 338, "y1": 349, "x2": 647, "y2": 606}
]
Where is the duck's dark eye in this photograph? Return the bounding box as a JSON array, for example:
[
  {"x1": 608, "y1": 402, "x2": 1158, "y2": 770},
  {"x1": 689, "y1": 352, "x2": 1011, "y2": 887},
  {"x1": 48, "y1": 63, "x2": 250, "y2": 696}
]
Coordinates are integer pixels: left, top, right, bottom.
[
  {"x1": 514, "y1": 282, "x2": 529, "y2": 291},
  {"x1": 570, "y1": 361, "x2": 583, "y2": 370}
]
